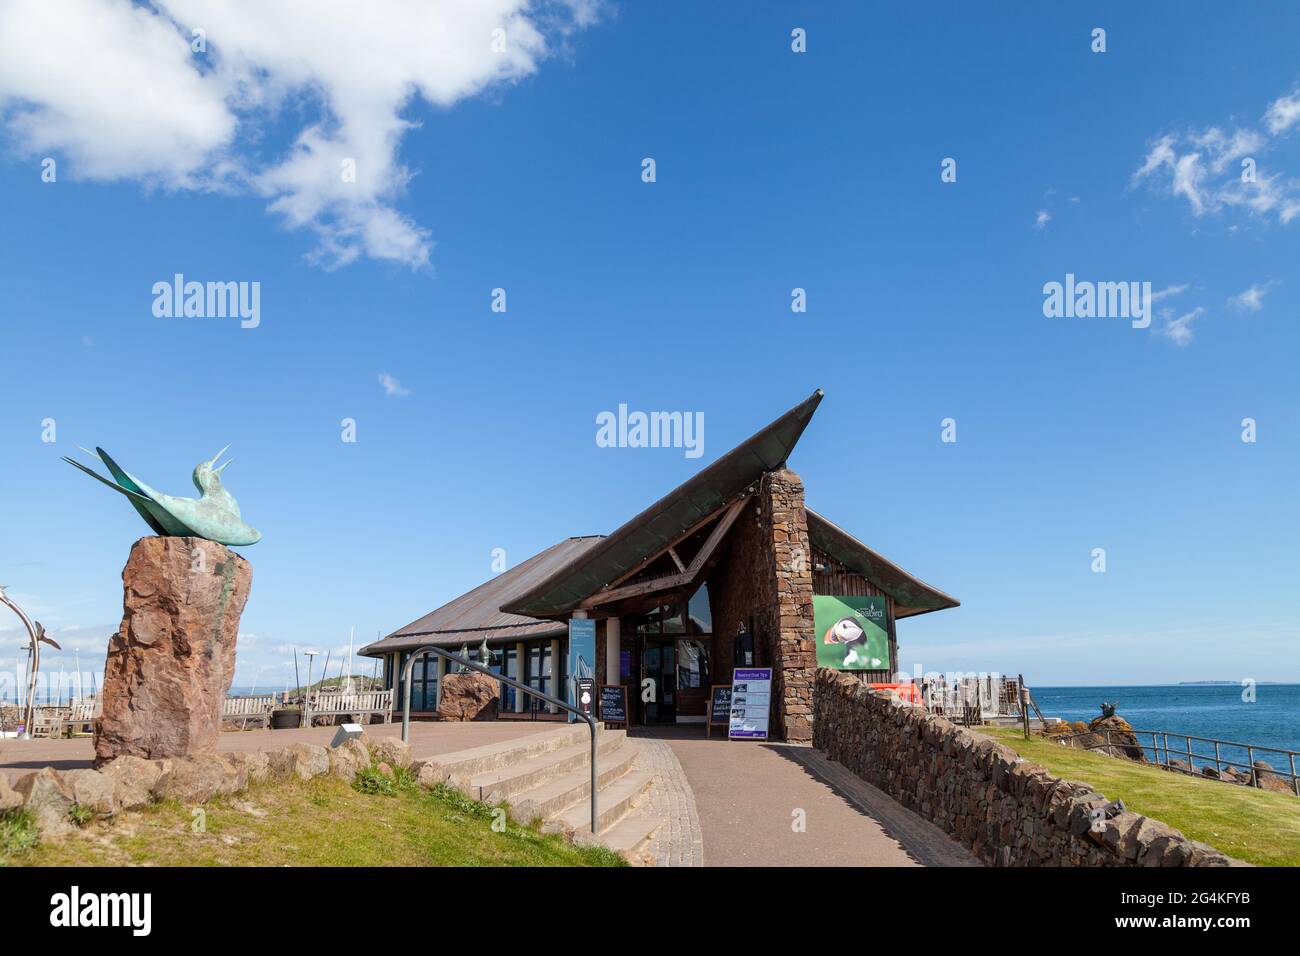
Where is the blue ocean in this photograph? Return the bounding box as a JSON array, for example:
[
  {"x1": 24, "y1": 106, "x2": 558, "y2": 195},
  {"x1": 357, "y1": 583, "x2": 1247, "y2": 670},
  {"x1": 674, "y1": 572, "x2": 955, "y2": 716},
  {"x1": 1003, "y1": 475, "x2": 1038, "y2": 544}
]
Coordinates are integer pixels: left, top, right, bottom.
[{"x1": 1033, "y1": 684, "x2": 1300, "y2": 772}]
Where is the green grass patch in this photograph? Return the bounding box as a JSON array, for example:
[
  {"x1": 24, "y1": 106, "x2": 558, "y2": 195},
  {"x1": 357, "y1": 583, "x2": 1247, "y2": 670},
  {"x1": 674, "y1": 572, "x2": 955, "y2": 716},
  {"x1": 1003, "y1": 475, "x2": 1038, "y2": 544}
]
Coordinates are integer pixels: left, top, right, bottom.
[
  {"x1": 0, "y1": 810, "x2": 39, "y2": 859},
  {"x1": 979, "y1": 726, "x2": 1300, "y2": 866},
  {"x1": 4, "y1": 775, "x2": 626, "y2": 868}
]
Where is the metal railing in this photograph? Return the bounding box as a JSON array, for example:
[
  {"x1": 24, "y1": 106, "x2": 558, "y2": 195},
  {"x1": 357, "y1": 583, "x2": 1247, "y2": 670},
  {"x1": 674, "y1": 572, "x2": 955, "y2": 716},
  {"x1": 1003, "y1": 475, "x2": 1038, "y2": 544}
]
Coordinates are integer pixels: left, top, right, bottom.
[
  {"x1": 1055, "y1": 728, "x2": 1300, "y2": 796},
  {"x1": 399, "y1": 645, "x2": 599, "y2": 833}
]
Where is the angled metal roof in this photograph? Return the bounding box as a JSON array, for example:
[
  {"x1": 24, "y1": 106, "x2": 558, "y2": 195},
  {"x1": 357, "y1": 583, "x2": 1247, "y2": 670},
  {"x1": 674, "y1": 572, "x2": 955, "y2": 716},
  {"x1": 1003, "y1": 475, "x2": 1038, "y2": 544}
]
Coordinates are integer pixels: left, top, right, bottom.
[
  {"x1": 501, "y1": 389, "x2": 825, "y2": 618},
  {"x1": 806, "y1": 508, "x2": 960, "y2": 618},
  {"x1": 358, "y1": 535, "x2": 605, "y2": 656}
]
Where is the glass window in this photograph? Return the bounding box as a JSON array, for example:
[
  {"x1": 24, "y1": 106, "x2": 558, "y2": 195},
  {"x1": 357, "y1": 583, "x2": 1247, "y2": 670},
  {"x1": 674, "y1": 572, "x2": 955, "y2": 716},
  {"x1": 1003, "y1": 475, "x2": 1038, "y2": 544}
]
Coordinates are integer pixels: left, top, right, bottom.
[
  {"x1": 526, "y1": 644, "x2": 552, "y2": 699},
  {"x1": 687, "y1": 585, "x2": 712, "y2": 634},
  {"x1": 677, "y1": 639, "x2": 710, "y2": 690}
]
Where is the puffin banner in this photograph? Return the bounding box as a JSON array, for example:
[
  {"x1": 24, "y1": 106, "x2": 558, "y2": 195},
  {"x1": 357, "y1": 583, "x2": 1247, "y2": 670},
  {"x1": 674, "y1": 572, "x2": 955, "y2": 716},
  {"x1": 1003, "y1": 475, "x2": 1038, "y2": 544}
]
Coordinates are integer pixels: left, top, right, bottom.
[{"x1": 813, "y1": 595, "x2": 889, "y2": 671}]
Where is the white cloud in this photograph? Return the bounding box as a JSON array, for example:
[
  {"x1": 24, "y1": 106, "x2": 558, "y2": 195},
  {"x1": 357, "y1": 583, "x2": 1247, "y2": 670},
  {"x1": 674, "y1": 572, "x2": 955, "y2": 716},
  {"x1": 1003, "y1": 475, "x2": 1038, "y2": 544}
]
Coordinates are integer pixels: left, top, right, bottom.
[
  {"x1": 1265, "y1": 89, "x2": 1300, "y2": 135},
  {"x1": 1157, "y1": 306, "x2": 1204, "y2": 347},
  {"x1": 0, "y1": 0, "x2": 599, "y2": 268},
  {"x1": 378, "y1": 372, "x2": 411, "y2": 397},
  {"x1": 1227, "y1": 281, "x2": 1279, "y2": 313},
  {"x1": 1151, "y1": 283, "x2": 1190, "y2": 304},
  {"x1": 1034, "y1": 209, "x2": 1050, "y2": 230},
  {"x1": 1133, "y1": 86, "x2": 1300, "y2": 227}
]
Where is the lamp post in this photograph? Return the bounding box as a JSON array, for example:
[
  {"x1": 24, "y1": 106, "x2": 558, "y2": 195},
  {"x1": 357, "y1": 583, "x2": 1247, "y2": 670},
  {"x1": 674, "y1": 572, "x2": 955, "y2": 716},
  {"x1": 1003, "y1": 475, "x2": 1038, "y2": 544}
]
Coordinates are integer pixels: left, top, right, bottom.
[{"x1": 302, "y1": 649, "x2": 319, "y2": 728}]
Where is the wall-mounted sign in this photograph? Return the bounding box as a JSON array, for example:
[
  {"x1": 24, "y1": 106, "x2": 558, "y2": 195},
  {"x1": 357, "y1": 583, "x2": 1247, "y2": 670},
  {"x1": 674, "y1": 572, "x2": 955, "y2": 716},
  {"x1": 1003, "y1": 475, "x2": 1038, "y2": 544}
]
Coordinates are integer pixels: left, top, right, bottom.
[
  {"x1": 568, "y1": 618, "x2": 596, "y2": 722},
  {"x1": 599, "y1": 684, "x2": 627, "y2": 728},
  {"x1": 575, "y1": 676, "x2": 596, "y2": 717},
  {"x1": 813, "y1": 595, "x2": 889, "y2": 671},
  {"x1": 728, "y1": 668, "x2": 771, "y2": 740},
  {"x1": 707, "y1": 684, "x2": 732, "y2": 738}
]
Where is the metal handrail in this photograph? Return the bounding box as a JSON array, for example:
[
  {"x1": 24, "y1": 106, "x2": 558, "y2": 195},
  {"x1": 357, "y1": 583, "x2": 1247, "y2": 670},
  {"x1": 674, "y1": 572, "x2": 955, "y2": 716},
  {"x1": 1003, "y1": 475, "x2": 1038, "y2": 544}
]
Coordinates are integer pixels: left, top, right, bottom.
[
  {"x1": 399, "y1": 646, "x2": 599, "y2": 833},
  {"x1": 1054, "y1": 727, "x2": 1300, "y2": 796}
]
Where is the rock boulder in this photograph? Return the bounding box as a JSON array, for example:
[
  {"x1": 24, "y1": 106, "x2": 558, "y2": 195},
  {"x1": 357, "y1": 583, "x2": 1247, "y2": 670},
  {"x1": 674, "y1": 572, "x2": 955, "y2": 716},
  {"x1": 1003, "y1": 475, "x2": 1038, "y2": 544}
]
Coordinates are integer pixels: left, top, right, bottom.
[
  {"x1": 94, "y1": 536, "x2": 252, "y2": 765},
  {"x1": 436, "y1": 671, "x2": 499, "y2": 721}
]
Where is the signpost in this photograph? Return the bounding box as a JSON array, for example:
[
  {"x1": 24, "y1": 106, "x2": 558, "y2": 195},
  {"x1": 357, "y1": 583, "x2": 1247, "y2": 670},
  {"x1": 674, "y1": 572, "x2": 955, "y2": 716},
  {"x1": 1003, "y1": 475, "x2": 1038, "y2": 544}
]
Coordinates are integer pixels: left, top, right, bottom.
[
  {"x1": 598, "y1": 684, "x2": 627, "y2": 728},
  {"x1": 707, "y1": 683, "x2": 732, "y2": 738},
  {"x1": 727, "y1": 667, "x2": 772, "y2": 740}
]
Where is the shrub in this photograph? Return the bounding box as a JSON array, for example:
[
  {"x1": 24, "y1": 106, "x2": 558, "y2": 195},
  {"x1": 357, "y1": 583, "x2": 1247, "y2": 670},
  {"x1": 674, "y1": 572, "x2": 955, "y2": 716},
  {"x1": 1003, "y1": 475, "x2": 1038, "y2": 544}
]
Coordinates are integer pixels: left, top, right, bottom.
[
  {"x1": 0, "y1": 810, "x2": 39, "y2": 856},
  {"x1": 352, "y1": 767, "x2": 396, "y2": 797},
  {"x1": 69, "y1": 804, "x2": 95, "y2": 827}
]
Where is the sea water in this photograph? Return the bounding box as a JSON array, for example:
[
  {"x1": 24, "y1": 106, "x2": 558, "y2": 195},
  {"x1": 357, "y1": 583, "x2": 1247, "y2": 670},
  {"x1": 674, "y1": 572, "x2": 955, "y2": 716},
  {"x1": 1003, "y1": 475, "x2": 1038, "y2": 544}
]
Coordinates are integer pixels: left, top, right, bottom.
[{"x1": 1033, "y1": 683, "x2": 1300, "y2": 772}]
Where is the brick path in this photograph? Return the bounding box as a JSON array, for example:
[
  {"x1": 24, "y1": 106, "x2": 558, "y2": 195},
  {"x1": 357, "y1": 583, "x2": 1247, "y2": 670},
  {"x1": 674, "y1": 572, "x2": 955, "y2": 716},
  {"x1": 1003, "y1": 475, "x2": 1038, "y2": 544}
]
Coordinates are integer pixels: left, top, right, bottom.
[{"x1": 632, "y1": 737, "x2": 704, "y2": 867}]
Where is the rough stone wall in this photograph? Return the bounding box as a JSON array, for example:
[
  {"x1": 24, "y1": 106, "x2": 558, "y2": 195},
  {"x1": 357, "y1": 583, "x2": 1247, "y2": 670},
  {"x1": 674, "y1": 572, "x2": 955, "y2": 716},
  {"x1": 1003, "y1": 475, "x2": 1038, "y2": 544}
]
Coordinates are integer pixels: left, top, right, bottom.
[
  {"x1": 813, "y1": 669, "x2": 1241, "y2": 867},
  {"x1": 706, "y1": 469, "x2": 816, "y2": 741}
]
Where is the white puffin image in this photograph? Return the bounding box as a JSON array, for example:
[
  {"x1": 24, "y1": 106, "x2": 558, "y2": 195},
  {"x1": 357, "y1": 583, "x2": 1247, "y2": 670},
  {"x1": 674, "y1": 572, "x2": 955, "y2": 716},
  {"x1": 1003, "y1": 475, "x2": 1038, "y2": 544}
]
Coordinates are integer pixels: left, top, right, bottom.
[{"x1": 823, "y1": 616, "x2": 882, "y2": 668}]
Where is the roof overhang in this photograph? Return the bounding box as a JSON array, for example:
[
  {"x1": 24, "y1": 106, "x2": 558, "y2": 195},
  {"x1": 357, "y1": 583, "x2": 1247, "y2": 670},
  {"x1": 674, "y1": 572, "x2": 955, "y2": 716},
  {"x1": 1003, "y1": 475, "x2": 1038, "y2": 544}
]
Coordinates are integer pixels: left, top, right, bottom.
[
  {"x1": 806, "y1": 508, "x2": 959, "y2": 618},
  {"x1": 502, "y1": 390, "x2": 824, "y2": 618}
]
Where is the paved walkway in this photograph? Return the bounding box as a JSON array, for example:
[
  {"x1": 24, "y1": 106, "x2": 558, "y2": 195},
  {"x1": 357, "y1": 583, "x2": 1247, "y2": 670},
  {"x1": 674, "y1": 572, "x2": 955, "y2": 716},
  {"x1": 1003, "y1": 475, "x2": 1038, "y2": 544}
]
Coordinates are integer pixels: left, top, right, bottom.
[
  {"x1": 638, "y1": 727, "x2": 978, "y2": 867},
  {"x1": 633, "y1": 738, "x2": 704, "y2": 867},
  {"x1": 0, "y1": 721, "x2": 558, "y2": 782}
]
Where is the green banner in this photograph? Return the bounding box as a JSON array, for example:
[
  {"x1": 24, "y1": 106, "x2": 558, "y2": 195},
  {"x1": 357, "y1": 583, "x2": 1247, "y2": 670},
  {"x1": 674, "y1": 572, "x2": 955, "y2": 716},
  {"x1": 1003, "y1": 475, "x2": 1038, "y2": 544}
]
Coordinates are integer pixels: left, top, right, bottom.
[{"x1": 813, "y1": 595, "x2": 889, "y2": 671}]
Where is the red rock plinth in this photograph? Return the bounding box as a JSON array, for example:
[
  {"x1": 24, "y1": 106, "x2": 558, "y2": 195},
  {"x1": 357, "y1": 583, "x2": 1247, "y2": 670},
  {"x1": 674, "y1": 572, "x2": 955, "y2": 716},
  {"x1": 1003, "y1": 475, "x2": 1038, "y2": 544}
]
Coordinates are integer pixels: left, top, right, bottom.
[
  {"x1": 94, "y1": 537, "x2": 252, "y2": 766},
  {"x1": 436, "y1": 671, "x2": 500, "y2": 721}
]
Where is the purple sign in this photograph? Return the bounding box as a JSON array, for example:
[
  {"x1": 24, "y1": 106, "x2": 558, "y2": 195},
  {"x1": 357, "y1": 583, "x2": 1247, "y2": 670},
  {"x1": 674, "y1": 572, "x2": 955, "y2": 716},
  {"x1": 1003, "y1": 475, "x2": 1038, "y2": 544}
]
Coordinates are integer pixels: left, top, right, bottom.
[{"x1": 728, "y1": 667, "x2": 772, "y2": 740}]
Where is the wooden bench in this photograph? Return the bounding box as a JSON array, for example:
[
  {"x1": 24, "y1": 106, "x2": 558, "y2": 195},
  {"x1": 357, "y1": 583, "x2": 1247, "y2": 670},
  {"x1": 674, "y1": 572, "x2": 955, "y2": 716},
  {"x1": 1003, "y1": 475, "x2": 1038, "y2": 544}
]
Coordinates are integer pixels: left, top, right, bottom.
[
  {"x1": 305, "y1": 689, "x2": 393, "y2": 725},
  {"x1": 222, "y1": 694, "x2": 277, "y2": 729}
]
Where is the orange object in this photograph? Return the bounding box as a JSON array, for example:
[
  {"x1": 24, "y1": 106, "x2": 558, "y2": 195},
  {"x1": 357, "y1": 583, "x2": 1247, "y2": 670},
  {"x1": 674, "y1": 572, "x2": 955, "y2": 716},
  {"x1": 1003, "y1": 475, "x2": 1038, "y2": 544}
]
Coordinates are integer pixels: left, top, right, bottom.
[{"x1": 869, "y1": 682, "x2": 921, "y2": 703}]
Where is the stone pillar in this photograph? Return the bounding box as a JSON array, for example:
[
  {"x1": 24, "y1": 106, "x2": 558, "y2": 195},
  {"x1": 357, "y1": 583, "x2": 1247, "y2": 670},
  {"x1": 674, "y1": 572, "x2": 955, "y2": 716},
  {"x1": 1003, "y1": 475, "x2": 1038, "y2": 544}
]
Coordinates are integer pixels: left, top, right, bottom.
[
  {"x1": 605, "y1": 616, "x2": 621, "y2": 684},
  {"x1": 549, "y1": 637, "x2": 561, "y2": 713},
  {"x1": 763, "y1": 469, "x2": 816, "y2": 741},
  {"x1": 515, "y1": 641, "x2": 526, "y2": 713},
  {"x1": 94, "y1": 536, "x2": 252, "y2": 765},
  {"x1": 434, "y1": 655, "x2": 446, "y2": 707}
]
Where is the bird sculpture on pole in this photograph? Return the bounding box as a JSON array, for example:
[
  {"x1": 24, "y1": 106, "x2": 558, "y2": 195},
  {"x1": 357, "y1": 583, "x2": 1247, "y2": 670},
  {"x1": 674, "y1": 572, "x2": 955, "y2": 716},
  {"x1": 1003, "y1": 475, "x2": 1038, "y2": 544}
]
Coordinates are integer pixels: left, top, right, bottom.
[{"x1": 63, "y1": 446, "x2": 261, "y2": 546}]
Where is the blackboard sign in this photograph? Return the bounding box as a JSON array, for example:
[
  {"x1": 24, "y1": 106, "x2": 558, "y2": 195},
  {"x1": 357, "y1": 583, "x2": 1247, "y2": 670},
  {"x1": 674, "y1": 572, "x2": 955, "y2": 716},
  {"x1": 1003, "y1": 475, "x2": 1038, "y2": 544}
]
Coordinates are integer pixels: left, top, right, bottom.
[
  {"x1": 707, "y1": 684, "x2": 732, "y2": 737},
  {"x1": 598, "y1": 685, "x2": 627, "y2": 727}
]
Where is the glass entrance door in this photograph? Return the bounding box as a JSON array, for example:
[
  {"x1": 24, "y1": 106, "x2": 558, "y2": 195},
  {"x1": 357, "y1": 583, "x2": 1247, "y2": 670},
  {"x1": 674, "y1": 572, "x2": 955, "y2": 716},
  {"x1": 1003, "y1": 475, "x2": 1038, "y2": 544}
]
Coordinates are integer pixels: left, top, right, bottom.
[{"x1": 641, "y1": 640, "x2": 676, "y2": 723}]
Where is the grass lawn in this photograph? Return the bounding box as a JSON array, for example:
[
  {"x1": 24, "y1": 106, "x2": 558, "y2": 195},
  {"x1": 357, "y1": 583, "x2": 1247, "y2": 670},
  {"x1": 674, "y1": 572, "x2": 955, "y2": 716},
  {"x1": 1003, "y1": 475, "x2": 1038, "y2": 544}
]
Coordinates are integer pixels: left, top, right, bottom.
[
  {"x1": 1, "y1": 774, "x2": 626, "y2": 868},
  {"x1": 979, "y1": 726, "x2": 1300, "y2": 867}
]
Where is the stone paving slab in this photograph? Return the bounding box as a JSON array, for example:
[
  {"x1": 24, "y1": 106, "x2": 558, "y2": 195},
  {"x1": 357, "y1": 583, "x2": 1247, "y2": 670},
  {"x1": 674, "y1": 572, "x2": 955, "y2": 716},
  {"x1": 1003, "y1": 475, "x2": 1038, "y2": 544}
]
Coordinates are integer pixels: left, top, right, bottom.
[
  {"x1": 633, "y1": 737, "x2": 704, "y2": 867},
  {"x1": 783, "y1": 746, "x2": 981, "y2": 867},
  {"x1": 0, "y1": 721, "x2": 559, "y2": 782},
  {"x1": 643, "y1": 727, "x2": 977, "y2": 867}
]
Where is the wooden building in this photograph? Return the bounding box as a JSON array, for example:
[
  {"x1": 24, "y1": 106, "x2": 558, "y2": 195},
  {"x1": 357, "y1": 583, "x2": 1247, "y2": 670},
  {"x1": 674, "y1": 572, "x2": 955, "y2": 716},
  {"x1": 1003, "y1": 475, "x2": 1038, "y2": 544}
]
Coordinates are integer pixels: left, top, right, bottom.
[{"x1": 360, "y1": 390, "x2": 957, "y2": 741}]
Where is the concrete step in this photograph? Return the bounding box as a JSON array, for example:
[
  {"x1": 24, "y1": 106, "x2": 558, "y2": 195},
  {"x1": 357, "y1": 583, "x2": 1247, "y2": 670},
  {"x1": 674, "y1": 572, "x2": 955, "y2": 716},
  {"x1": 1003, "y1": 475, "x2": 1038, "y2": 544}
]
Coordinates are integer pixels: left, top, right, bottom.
[
  {"x1": 467, "y1": 729, "x2": 627, "y2": 804},
  {"x1": 597, "y1": 810, "x2": 663, "y2": 865},
  {"x1": 415, "y1": 722, "x2": 608, "y2": 784},
  {"x1": 557, "y1": 768, "x2": 655, "y2": 835},
  {"x1": 508, "y1": 741, "x2": 640, "y2": 825}
]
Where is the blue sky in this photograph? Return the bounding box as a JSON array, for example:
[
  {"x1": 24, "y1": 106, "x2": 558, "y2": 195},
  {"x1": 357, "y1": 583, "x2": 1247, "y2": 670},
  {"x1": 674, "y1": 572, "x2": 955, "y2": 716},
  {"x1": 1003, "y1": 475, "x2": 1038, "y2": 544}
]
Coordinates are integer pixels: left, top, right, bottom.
[{"x1": 1, "y1": 1, "x2": 1298, "y2": 693}]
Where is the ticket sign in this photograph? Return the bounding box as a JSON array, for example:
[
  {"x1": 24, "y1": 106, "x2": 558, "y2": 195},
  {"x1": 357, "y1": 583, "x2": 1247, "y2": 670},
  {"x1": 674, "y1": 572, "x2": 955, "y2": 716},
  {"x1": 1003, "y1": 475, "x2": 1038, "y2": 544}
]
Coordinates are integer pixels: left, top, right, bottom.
[{"x1": 728, "y1": 667, "x2": 772, "y2": 740}]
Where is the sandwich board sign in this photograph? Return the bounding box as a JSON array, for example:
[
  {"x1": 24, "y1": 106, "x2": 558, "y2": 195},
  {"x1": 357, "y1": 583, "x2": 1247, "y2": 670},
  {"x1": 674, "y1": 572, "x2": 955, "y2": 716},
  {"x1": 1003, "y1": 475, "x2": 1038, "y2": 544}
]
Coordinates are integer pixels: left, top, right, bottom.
[
  {"x1": 728, "y1": 668, "x2": 772, "y2": 740},
  {"x1": 707, "y1": 684, "x2": 732, "y2": 738}
]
